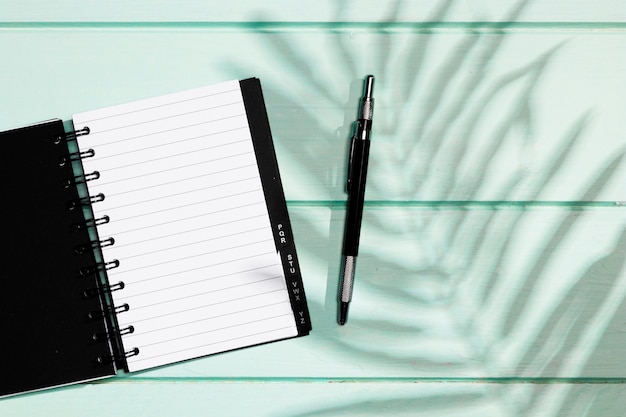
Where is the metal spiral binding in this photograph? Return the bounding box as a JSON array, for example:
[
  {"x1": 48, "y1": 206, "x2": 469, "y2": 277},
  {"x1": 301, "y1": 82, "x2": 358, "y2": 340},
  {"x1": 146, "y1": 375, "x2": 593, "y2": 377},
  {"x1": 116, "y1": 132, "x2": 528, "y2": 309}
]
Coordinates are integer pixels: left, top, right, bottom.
[
  {"x1": 72, "y1": 215, "x2": 110, "y2": 232},
  {"x1": 88, "y1": 303, "x2": 130, "y2": 320},
  {"x1": 97, "y1": 348, "x2": 140, "y2": 365},
  {"x1": 59, "y1": 148, "x2": 95, "y2": 167},
  {"x1": 52, "y1": 126, "x2": 91, "y2": 145},
  {"x1": 63, "y1": 170, "x2": 100, "y2": 189},
  {"x1": 67, "y1": 193, "x2": 105, "y2": 211},
  {"x1": 59, "y1": 125, "x2": 139, "y2": 364},
  {"x1": 83, "y1": 281, "x2": 125, "y2": 298},
  {"x1": 74, "y1": 237, "x2": 115, "y2": 255},
  {"x1": 79, "y1": 259, "x2": 120, "y2": 277},
  {"x1": 92, "y1": 325, "x2": 134, "y2": 342}
]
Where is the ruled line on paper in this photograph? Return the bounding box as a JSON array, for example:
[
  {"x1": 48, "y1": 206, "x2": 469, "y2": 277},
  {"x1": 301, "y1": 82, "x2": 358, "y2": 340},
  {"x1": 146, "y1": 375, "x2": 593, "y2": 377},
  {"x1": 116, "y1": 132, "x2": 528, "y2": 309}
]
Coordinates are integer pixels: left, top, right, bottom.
[
  {"x1": 118, "y1": 226, "x2": 270, "y2": 259},
  {"x1": 115, "y1": 271, "x2": 284, "y2": 308},
  {"x1": 76, "y1": 88, "x2": 240, "y2": 124},
  {"x1": 114, "y1": 261, "x2": 280, "y2": 291},
  {"x1": 110, "y1": 239, "x2": 275, "y2": 278},
  {"x1": 123, "y1": 287, "x2": 286, "y2": 338},
  {"x1": 89, "y1": 102, "x2": 242, "y2": 135},
  {"x1": 109, "y1": 254, "x2": 280, "y2": 299},
  {"x1": 114, "y1": 264, "x2": 285, "y2": 308},
  {"x1": 93, "y1": 144, "x2": 251, "y2": 173},
  {"x1": 109, "y1": 211, "x2": 267, "y2": 250},
  {"x1": 95, "y1": 151, "x2": 255, "y2": 189},
  {"x1": 120, "y1": 274, "x2": 286, "y2": 315},
  {"x1": 110, "y1": 225, "x2": 269, "y2": 260},
  {"x1": 124, "y1": 299, "x2": 288, "y2": 326},
  {"x1": 121, "y1": 274, "x2": 284, "y2": 312},
  {"x1": 127, "y1": 315, "x2": 294, "y2": 349},
  {"x1": 94, "y1": 131, "x2": 249, "y2": 163},
  {"x1": 106, "y1": 189, "x2": 262, "y2": 223},
  {"x1": 107, "y1": 200, "x2": 265, "y2": 234},
  {"x1": 128, "y1": 326, "x2": 295, "y2": 365},
  {"x1": 82, "y1": 114, "x2": 247, "y2": 149},
  {"x1": 101, "y1": 182, "x2": 261, "y2": 213},
  {"x1": 100, "y1": 165, "x2": 258, "y2": 196}
]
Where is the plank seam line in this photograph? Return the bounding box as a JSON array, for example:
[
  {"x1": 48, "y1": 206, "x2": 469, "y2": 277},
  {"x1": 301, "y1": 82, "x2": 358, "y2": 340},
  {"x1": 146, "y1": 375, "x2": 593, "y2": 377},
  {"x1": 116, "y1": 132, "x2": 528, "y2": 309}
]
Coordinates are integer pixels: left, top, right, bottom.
[
  {"x1": 1, "y1": 22, "x2": 626, "y2": 33},
  {"x1": 103, "y1": 377, "x2": 626, "y2": 384}
]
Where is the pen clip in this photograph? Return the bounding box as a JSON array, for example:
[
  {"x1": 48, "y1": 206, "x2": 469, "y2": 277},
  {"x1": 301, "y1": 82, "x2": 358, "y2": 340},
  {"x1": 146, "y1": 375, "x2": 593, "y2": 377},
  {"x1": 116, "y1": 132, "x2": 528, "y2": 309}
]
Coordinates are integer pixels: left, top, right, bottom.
[{"x1": 346, "y1": 129, "x2": 357, "y2": 192}]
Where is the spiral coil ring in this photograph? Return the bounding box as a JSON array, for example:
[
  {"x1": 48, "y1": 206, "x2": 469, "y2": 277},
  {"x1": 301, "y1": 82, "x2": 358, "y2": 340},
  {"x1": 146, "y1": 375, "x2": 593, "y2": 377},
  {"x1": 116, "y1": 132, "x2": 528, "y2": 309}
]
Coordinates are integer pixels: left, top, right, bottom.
[
  {"x1": 96, "y1": 348, "x2": 140, "y2": 365},
  {"x1": 83, "y1": 281, "x2": 125, "y2": 299},
  {"x1": 58, "y1": 125, "x2": 139, "y2": 364},
  {"x1": 74, "y1": 237, "x2": 115, "y2": 255}
]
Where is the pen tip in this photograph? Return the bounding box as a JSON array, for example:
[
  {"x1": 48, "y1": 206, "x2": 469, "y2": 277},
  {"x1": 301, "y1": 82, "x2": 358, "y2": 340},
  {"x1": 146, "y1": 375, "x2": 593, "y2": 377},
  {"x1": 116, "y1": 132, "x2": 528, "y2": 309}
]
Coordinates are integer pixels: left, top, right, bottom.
[{"x1": 339, "y1": 302, "x2": 349, "y2": 325}]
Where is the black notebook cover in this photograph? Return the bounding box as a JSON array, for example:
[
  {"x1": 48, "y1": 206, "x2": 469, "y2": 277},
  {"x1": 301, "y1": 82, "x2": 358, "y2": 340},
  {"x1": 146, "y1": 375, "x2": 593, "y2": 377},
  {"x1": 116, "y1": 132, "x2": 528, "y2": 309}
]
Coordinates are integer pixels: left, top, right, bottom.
[{"x1": 0, "y1": 120, "x2": 117, "y2": 397}]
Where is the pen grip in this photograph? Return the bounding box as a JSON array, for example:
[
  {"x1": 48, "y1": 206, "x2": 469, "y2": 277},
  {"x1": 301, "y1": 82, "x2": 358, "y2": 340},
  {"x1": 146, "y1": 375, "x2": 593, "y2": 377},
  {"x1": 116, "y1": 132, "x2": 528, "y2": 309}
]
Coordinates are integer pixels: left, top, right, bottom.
[{"x1": 343, "y1": 137, "x2": 370, "y2": 256}]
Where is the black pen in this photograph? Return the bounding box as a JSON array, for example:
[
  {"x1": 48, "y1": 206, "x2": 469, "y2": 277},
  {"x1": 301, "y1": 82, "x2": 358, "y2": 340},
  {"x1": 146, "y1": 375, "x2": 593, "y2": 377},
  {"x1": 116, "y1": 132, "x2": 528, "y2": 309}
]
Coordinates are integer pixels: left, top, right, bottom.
[{"x1": 339, "y1": 75, "x2": 374, "y2": 325}]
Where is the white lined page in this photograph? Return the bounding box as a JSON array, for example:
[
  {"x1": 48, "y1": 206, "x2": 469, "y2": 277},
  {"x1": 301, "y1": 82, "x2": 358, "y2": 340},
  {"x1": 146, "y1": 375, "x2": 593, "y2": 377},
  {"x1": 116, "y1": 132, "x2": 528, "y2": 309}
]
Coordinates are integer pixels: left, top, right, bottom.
[{"x1": 73, "y1": 80, "x2": 298, "y2": 372}]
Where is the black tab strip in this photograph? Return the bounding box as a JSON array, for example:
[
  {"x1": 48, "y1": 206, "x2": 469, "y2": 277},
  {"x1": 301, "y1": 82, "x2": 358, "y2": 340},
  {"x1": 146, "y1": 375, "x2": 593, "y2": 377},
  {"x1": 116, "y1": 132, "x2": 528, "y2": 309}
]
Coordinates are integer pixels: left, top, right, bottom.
[{"x1": 239, "y1": 78, "x2": 312, "y2": 335}]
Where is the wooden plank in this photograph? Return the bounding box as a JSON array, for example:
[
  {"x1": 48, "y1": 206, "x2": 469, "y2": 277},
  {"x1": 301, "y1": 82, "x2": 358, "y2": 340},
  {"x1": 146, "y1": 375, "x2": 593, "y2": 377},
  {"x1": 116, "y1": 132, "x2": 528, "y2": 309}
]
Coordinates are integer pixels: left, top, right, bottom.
[
  {"x1": 84, "y1": 207, "x2": 626, "y2": 379},
  {"x1": 1, "y1": 379, "x2": 625, "y2": 417},
  {"x1": 1, "y1": 31, "x2": 624, "y2": 201},
  {"x1": 1, "y1": 0, "x2": 625, "y2": 23}
]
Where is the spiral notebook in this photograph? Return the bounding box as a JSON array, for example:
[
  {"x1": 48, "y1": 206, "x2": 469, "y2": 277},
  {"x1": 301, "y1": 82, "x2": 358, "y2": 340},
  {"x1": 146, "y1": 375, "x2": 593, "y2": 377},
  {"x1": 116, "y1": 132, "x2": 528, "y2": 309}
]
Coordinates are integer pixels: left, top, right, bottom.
[{"x1": 0, "y1": 78, "x2": 311, "y2": 398}]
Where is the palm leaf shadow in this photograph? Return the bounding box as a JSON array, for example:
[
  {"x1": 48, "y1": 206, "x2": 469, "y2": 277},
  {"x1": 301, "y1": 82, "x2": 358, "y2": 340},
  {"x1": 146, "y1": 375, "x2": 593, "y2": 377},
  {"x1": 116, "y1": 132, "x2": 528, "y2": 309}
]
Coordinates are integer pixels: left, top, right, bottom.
[
  {"x1": 284, "y1": 391, "x2": 486, "y2": 417},
  {"x1": 500, "y1": 151, "x2": 625, "y2": 339},
  {"x1": 219, "y1": 0, "x2": 624, "y2": 415},
  {"x1": 470, "y1": 113, "x2": 594, "y2": 306},
  {"x1": 518, "y1": 227, "x2": 626, "y2": 376},
  {"x1": 404, "y1": 0, "x2": 530, "y2": 187},
  {"x1": 415, "y1": 47, "x2": 561, "y2": 288},
  {"x1": 508, "y1": 227, "x2": 626, "y2": 416}
]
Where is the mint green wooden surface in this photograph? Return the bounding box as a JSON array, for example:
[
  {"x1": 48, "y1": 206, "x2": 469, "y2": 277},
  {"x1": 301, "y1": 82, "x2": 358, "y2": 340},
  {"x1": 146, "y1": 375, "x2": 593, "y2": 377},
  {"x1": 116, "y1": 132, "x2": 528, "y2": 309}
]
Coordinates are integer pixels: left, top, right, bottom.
[{"x1": 1, "y1": 1, "x2": 625, "y2": 415}]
